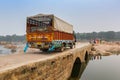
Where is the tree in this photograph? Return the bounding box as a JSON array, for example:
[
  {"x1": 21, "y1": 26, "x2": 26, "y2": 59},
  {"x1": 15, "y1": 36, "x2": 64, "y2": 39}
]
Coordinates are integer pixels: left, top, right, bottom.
[{"x1": 75, "y1": 31, "x2": 120, "y2": 41}]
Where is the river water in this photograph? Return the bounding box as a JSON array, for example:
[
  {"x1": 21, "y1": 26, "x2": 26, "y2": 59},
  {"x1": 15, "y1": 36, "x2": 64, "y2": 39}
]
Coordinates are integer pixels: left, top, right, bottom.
[
  {"x1": 80, "y1": 54, "x2": 120, "y2": 80},
  {"x1": 0, "y1": 45, "x2": 11, "y2": 55}
]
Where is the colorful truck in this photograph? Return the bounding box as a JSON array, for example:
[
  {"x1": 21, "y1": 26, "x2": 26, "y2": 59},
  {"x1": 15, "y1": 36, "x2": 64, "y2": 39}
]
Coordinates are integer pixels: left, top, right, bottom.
[{"x1": 26, "y1": 14, "x2": 75, "y2": 52}]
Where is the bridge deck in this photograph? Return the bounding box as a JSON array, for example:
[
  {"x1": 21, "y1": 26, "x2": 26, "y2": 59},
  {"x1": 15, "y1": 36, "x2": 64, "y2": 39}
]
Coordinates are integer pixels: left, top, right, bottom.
[{"x1": 0, "y1": 43, "x2": 89, "y2": 73}]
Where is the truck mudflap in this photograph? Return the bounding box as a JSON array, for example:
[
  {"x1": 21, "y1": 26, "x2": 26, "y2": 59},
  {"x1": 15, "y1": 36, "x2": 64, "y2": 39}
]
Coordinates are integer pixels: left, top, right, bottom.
[
  {"x1": 48, "y1": 45, "x2": 55, "y2": 51},
  {"x1": 24, "y1": 43, "x2": 29, "y2": 53}
]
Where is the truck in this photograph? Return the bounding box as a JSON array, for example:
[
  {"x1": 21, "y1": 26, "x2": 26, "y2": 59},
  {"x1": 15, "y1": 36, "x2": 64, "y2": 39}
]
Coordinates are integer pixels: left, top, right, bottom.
[{"x1": 26, "y1": 14, "x2": 75, "y2": 52}]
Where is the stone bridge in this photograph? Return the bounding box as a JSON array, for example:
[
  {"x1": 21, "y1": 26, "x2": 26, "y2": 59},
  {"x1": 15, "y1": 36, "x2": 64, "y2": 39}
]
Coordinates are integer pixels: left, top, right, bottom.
[{"x1": 0, "y1": 43, "x2": 92, "y2": 80}]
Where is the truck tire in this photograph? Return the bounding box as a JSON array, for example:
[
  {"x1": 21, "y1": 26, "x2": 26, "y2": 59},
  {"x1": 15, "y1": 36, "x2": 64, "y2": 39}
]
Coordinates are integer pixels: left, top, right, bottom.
[
  {"x1": 60, "y1": 47, "x2": 65, "y2": 52},
  {"x1": 70, "y1": 45, "x2": 73, "y2": 49},
  {"x1": 69, "y1": 43, "x2": 73, "y2": 49},
  {"x1": 41, "y1": 49, "x2": 48, "y2": 52}
]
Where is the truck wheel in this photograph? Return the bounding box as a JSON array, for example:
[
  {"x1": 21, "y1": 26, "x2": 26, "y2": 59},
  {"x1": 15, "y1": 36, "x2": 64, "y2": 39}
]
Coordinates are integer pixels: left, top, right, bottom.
[
  {"x1": 70, "y1": 45, "x2": 73, "y2": 49},
  {"x1": 60, "y1": 47, "x2": 64, "y2": 52},
  {"x1": 41, "y1": 49, "x2": 48, "y2": 52}
]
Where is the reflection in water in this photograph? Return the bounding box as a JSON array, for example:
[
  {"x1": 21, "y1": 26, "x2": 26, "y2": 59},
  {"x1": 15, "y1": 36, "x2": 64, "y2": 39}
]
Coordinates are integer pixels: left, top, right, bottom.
[
  {"x1": 90, "y1": 55, "x2": 102, "y2": 60},
  {"x1": 81, "y1": 54, "x2": 120, "y2": 80},
  {"x1": 69, "y1": 54, "x2": 103, "y2": 80},
  {"x1": 0, "y1": 45, "x2": 11, "y2": 55},
  {"x1": 69, "y1": 55, "x2": 91, "y2": 80}
]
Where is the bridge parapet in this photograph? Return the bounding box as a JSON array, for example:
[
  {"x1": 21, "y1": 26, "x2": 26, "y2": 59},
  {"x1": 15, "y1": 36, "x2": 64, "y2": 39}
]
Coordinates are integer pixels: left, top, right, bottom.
[{"x1": 0, "y1": 43, "x2": 92, "y2": 80}]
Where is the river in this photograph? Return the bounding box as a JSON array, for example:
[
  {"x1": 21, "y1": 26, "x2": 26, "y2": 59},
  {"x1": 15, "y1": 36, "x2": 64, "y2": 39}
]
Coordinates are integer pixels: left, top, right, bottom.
[
  {"x1": 0, "y1": 45, "x2": 11, "y2": 55},
  {"x1": 80, "y1": 54, "x2": 120, "y2": 80}
]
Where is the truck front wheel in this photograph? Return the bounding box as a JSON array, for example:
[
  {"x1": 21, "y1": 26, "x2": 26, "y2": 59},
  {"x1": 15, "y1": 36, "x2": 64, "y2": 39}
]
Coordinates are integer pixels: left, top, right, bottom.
[
  {"x1": 69, "y1": 43, "x2": 74, "y2": 49},
  {"x1": 70, "y1": 45, "x2": 73, "y2": 49}
]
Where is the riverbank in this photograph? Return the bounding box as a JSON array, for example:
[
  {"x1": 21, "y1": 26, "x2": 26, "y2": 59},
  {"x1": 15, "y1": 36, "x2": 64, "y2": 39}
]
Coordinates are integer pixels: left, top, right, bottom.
[
  {"x1": 91, "y1": 42, "x2": 120, "y2": 56},
  {"x1": 0, "y1": 42, "x2": 25, "y2": 55}
]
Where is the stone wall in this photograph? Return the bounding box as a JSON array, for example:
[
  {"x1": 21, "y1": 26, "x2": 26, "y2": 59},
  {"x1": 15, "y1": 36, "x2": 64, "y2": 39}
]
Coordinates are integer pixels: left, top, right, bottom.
[{"x1": 0, "y1": 44, "x2": 92, "y2": 80}]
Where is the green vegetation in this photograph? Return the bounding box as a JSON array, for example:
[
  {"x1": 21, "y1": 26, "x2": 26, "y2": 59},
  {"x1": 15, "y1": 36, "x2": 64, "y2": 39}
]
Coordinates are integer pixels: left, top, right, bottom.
[
  {"x1": 76, "y1": 31, "x2": 120, "y2": 41},
  {"x1": 0, "y1": 34, "x2": 26, "y2": 42},
  {"x1": 0, "y1": 31, "x2": 120, "y2": 42}
]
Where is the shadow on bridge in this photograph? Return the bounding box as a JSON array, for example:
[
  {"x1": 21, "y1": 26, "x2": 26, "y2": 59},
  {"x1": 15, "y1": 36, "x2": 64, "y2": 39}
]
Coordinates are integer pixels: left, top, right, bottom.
[{"x1": 69, "y1": 51, "x2": 90, "y2": 80}]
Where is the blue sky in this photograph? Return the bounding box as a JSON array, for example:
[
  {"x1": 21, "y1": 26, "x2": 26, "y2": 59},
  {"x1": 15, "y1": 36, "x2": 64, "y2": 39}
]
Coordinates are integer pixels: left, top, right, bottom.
[{"x1": 0, "y1": 0, "x2": 120, "y2": 35}]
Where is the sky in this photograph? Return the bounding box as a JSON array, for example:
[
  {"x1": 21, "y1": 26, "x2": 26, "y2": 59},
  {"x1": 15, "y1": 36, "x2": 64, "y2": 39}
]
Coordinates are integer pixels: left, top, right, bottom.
[{"x1": 0, "y1": 0, "x2": 120, "y2": 35}]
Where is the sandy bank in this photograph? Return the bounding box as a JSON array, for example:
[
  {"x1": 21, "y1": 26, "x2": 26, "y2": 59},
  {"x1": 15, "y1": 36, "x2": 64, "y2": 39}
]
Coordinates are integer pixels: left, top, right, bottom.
[{"x1": 90, "y1": 42, "x2": 120, "y2": 56}]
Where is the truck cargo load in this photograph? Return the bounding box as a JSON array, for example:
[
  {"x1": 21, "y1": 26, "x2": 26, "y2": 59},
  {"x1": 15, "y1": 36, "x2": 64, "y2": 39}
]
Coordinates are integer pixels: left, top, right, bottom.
[{"x1": 26, "y1": 14, "x2": 75, "y2": 52}]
